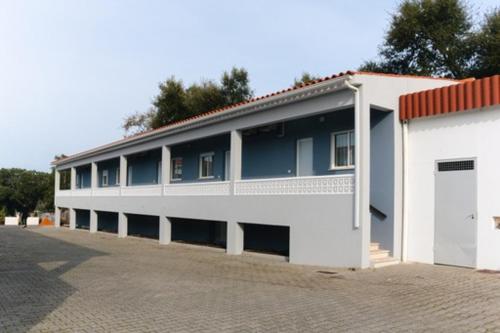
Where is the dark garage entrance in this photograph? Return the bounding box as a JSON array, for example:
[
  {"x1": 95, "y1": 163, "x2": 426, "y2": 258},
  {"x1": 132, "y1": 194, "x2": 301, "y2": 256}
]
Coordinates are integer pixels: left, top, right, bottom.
[
  {"x1": 127, "y1": 214, "x2": 159, "y2": 239},
  {"x1": 171, "y1": 218, "x2": 226, "y2": 248},
  {"x1": 75, "y1": 209, "x2": 90, "y2": 230},
  {"x1": 60, "y1": 208, "x2": 70, "y2": 227},
  {"x1": 243, "y1": 223, "x2": 289, "y2": 256},
  {"x1": 97, "y1": 211, "x2": 118, "y2": 234}
]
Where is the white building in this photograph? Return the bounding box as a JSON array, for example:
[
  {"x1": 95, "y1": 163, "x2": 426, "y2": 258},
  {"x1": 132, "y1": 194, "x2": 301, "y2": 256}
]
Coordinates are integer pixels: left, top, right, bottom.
[
  {"x1": 52, "y1": 72, "x2": 500, "y2": 270},
  {"x1": 402, "y1": 75, "x2": 500, "y2": 270}
]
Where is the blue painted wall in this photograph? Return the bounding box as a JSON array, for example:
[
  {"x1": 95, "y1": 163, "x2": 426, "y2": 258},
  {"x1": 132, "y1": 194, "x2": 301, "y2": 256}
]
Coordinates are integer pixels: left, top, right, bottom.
[
  {"x1": 75, "y1": 165, "x2": 91, "y2": 188},
  {"x1": 127, "y1": 149, "x2": 162, "y2": 186},
  {"x1": 171, "y1": 135, "x2": 230, "y2": 182},
  {"x1": 242, "y1": 108, "x2": 355, "y2": 179},
  {"x1": 97, "y1": 158, "x2": 120, "y2": 187},
  {"x1": 124, "y1": 108, "x2": 388, "y2": 183}
]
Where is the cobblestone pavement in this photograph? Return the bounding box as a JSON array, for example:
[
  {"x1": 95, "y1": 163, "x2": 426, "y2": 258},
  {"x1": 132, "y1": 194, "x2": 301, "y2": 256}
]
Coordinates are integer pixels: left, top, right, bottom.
[{"x1": 0, "y1": 226, "x2": 499, "y2": 333}]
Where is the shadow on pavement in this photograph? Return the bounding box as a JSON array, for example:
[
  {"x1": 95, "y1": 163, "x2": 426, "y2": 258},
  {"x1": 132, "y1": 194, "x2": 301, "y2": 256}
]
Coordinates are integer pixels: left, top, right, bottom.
[{"x1": 0, "y1": 226, "x2": 107, "y2": 331}]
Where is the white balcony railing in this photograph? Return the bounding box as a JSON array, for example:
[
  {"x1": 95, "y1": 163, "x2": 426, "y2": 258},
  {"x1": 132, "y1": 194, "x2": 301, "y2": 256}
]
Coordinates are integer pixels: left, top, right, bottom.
[
  {"x1": 234, "y1": 175, "x2": 354, "y2": 195},
  {"x1": 120, "y1": 184, "x2": 162, "y2": 197},
  {"x1": 92, "y1": 187, "x2": 121, "y2": 197},
  {"x1": 56, "y1": 175, "x2": 354, "y2": 198},
  {"x1": 164, "y1": 181, "x2": 231, "y2": 196}
]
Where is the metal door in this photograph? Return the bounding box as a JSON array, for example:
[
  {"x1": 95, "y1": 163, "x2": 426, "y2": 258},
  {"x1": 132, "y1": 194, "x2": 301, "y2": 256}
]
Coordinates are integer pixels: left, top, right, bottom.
[
  {"x1": 434, "y1": 159, "x2": 477, "y2": 267},
  {"x1": 297, "y1": 138, "x2": 313, "y2": 176}
]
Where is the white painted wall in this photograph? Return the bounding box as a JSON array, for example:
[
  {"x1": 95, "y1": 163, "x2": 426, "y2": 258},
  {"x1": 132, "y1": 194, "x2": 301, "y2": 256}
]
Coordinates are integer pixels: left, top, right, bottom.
[
  {"x1": 5, "y1": 217, "x2": 19, "y2": 226},
  {"x1": 407, "y1": 105, "x2": 500, "y2": 270},
  {"x1": 27, "y1": 217, "x2": 39, "y2": 226}
]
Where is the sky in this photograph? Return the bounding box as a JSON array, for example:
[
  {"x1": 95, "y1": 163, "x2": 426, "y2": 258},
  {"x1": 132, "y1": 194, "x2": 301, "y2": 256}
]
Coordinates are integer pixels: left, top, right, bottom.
[{"x1": 0, "y1": 0, "x2": 497, "y2": 172}]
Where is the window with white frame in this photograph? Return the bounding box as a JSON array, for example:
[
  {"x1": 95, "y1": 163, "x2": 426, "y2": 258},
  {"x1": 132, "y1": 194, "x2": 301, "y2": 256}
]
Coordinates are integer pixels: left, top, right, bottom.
[
  {"x1": 199, "y1": 152, "x2": 214, "y2": 179},
  {"x1": 331, "y1": 130, "x2": 355, "y2": 168},
  {"x1": 171, "y1": 157, "x2": 183, "y2": 180},
  {"x1": 115, "y1": 167, "x2": 120, "y2": 185},
  {"x1": 102, "y1": 170, "x2": 109, "y2": 186}
]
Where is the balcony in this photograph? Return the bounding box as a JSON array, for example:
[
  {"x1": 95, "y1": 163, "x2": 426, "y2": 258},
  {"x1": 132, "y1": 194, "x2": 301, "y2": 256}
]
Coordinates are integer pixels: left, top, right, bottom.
[{"x1": 56, "y1": 175, "x2": 354, "y2": 198}]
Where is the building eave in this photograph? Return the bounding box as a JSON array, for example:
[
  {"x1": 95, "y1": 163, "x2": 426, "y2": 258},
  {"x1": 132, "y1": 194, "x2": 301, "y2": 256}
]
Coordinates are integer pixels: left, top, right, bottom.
[{"x1": 53, "y1": 74, "x2": 353, "y2": 167}]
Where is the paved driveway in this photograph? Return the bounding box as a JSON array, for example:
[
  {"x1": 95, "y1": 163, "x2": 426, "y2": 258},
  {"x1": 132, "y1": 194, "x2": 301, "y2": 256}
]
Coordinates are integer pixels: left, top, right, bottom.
[{"x1": 0, "y1": 226, "x2": 499, "y2": 333}]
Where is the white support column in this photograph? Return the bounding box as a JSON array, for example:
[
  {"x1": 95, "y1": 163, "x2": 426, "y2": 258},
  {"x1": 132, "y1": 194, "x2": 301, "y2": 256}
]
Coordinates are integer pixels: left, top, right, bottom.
[
  {"x1": 54, "y1": 169, "x2": 60, "y2": 193},
  {"x1": 54, "y1": 207, "x2": 61, "y2": 228},
  {"x1": 90, "y1": 210, "x2": 98, "y2": 233},
  {"x1": 230, "y1": 130, "x2": 242, "y2": 194},
  {"x1": 91, "y1": 162, "x2": 98, "y2": 190},
  {"x1": 161, "y1": 146, "x2": 171, "y2": 186},
  {"x1": 159, "y1": 216, "x2": 171, "y2": 245},
  {"x1": 70, "y1": 167, "x2": 77, "y2": 190},
  {"x1": 69, "y1": 208, "x2": 76, "y2": 230},
  {"x1": 120, "y1": 156, "x2": 127, "y2": 188},
  {"x1": 226, "y1": 221, "x2": 244, "y2": 255},
  {"x1": 118, "y1": 212, "x2": 128, "y2": 238}
]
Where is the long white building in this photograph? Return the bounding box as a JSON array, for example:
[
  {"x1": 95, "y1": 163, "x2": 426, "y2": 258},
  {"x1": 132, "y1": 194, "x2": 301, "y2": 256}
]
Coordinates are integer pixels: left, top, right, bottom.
[{"x1": 53, "y1": 72, "x2": 500, "y2": 270}]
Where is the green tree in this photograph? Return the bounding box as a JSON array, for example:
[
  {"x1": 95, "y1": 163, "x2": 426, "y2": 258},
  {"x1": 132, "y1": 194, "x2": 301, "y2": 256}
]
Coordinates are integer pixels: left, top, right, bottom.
[
  {"x1": 360, "y1": 0, "x2": 499, "y2": 79},
  {"x1": 123, "y1": 67, "x2": 253, "y2": 136},
  {"x1": 220, "y1": 67, "x2": 253, "y2": 105},
  {"x1": 293, "y1": 72, "x2": 320, "y2": 87},
  {"x1": 150, "y1": 77, "x2": 189, "y2": 129},
  {"x1": 0, "y1": 169, "x2": 53, "y2": 218},
  {"x1": 471, "y1": 9, "x2": 500, "y2": 78}
]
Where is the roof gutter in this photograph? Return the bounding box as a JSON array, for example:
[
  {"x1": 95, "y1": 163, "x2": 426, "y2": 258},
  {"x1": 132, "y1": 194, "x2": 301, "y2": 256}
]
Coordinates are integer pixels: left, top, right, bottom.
[{"x1": 344, "y1": 80, "x2": 361, "y2": 229}]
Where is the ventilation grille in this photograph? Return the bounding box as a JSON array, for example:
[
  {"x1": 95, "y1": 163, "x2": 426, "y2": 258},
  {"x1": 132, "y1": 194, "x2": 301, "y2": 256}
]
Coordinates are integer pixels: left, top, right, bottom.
[{"x1": 438, "y1": 160, "x2": 475, "y2": 172}]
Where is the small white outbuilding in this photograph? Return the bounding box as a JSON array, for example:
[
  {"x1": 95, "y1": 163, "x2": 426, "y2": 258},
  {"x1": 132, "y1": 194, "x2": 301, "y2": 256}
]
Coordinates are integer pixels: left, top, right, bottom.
[{"x1": 401, "y1": 75, "x2": 500, "y2": 270}]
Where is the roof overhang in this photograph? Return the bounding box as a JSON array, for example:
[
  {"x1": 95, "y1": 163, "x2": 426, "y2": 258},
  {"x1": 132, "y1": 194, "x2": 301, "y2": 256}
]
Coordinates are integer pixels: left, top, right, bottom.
[{"x1": 53, "y1": 74, "x2": 353, "y2": 167}]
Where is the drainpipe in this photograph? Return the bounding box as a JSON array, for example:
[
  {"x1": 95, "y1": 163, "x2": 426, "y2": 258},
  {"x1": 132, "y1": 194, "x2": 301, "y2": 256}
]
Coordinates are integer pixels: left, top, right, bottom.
[
  {"x1": 345, "y1": 80, "x2": 361, "y2": 229},
  {"x1": 402, "y1": 120, "x2": 409, "y2": 262}
]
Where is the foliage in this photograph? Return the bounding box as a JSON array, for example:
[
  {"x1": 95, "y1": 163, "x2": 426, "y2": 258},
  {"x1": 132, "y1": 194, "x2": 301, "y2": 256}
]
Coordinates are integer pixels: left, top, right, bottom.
[
  {"x1": 0, "y1": 168, "x2": 54, "y2": 218},
  {"x1": 123, "y1": 67, "x2": 254, "y2": 136},
  {"x1": 470, "y1": 8, "x2": 500, "y2": 78},
  {"x1": 0, "y1": 206, "x2": 5, "y2": 224},
  {"x1": 359, "y1": 0, "x2": 499, "y2": 79},
  {"x1": 293, "y1": 72, "x2": 320, "y2": 87}
]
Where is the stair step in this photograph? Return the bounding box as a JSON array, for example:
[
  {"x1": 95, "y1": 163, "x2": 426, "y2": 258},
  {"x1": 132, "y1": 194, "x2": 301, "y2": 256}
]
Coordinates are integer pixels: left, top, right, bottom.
[
  {"x1": 371, "y1": 257, "x2": 400, "y2": 268},
  {"x1": 370, "y1": 249, "x2": 390, "y2": 260},
  {"x1": 370, "y1": 242, "x2": 380, "y2": 251}
]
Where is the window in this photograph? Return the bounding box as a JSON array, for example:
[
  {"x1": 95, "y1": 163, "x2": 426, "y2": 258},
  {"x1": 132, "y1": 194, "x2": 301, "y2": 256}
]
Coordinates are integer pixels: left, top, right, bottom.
[
  {"x1": 331, "y1": 130, "x2": 355, "y2": 169},
  {"x1": 172, "y1": 158, "x2": 183, "y2": 180},
  {"x1": 102, "y1": 170, "x2": 109, "y2": 187},
  {"x1": 199, "y1": 152, "x2": 215, "y2": 179},
  {"x1": 115, "y1": 168, "x2": 120, "y2": 185}
]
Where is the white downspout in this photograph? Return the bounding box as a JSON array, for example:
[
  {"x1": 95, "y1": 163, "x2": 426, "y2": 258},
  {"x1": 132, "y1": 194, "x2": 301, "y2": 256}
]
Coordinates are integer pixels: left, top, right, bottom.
[
  {"x1": 345, "y1": 80, "x2": 361, "y2": 229},
  {"x1": 402, "y1": 120, "x2": 409, "y2": 262}
]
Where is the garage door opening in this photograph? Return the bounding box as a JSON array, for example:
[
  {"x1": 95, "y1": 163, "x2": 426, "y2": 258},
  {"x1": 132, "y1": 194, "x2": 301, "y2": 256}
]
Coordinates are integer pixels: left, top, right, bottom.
[
  {"x1": 60, "y1": 208, "x2": 70, "y2": 227},
  {"x1": 75, "y1": 209, "x2": 90, "y2": 230},
  {"x1": 97, "y1": 211, "x2": 118, "y2": 234},
  {"x1": 127, "y1": 214, "x2": 159, "y2": 239},
  {"x1": 243, "y1": 223, "x2": 289, "y2": 256},
  {"x1": 171, "y1": 218, "x2": 226, "y2": 248}
]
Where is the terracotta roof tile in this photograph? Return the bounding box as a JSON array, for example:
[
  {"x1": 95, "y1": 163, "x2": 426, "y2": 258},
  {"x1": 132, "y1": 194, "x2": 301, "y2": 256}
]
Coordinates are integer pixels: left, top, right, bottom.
[{"x1": 400, "y1": 75, "x2": 500, "y2": 121}]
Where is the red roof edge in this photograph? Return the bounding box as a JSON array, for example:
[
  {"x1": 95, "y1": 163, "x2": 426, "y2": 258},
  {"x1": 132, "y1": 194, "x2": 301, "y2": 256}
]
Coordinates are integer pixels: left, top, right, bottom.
[{"x1": 400, "y1": 75, "x2": 500, "y2": 121}]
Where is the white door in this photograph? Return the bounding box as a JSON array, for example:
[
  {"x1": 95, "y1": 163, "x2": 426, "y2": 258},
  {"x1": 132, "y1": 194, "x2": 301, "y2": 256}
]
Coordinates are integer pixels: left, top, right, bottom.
[
  {"x1": 225, "y1": 150, "x2": 230, "y2": 180},
  {"x1": 434, "y1": 159, "x2": 477, "y2": 268},
  {"x1": 296, "y1": 138, "x2": 313, "y2": 176}
]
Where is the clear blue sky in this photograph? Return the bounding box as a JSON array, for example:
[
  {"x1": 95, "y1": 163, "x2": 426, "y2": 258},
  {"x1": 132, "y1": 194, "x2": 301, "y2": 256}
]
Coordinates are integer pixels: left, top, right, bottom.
[{"x1": 0, "y1": 0, "x2": 496, "y2": 172}]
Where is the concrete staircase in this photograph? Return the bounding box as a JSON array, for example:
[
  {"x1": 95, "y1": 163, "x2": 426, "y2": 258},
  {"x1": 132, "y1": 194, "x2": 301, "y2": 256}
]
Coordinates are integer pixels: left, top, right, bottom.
[{"x1": 370, "y1": 242, "x2": 399, "y2": 268}]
